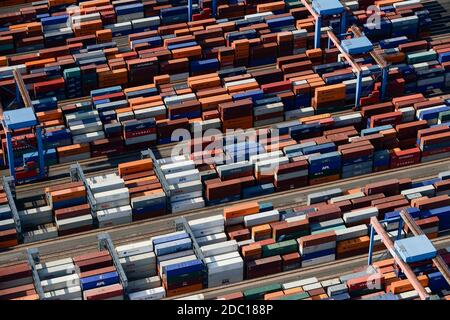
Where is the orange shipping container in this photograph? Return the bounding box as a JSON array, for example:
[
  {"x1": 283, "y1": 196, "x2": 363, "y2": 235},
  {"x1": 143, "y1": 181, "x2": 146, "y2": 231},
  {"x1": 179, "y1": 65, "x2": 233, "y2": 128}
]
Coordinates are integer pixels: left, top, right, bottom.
[
  {"x1": 389, "y1": 275, "x2": 429, "y2": 294},
  {"x1": 36, "y1": 109, "x2": 62, "y2": 122},
  {"x1": 57, "y1": 144, "x2": 90, "y2": 157},
  {"x1": 50, "y1": 186, "x2": 86, "y2": 203},
  {"x1": 224, "y1": 201, "x2": 260, "y2": 219},
  {"x1": 0, "y1": 239, "x2": 18, "y2": 249},
  {"x1": 118, "y1": 159, "x2": 154, "y2": 177},
  {"x1": 314, "y1": 84, "x2": 346, "y2": 104},
  {"x1": 165, "y1": 283, "x2": 203, "y2": 297}
]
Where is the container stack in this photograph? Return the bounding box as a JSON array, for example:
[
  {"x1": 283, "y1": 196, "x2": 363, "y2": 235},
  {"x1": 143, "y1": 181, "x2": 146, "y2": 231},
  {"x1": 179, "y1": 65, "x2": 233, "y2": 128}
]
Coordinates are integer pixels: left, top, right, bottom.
[
  {"x1": 307, "y1": 151, "x2": 341, "y2": 185},
  {"x1": 118, "y1": 159, "x2": 167, "y2": 221},
  {"x1": 418, "y1": 126, "x2": 450, "y2": 163},
  {"x1": 157, "y1": 155, "x2": 205, "y2": 213},
  {"x1": 338, "y1": 141, "x2": 374, "y2": 179},
  {"x1": 116, "y1": 240, "x2": 164, "y2": 300},
  {"x1": 87, "y1": 173, "x2": 131, "y2": 228},
  {"x1": 65, "y1": 110, "x2": 104, "y2": 145},
  {"x1": 63, "y1": 67, "x2": 82, "y2": 99},
  {"x1": 219, "y1": 99, "x2": 253, "y2": 131},
  {"x1": 312, "y1": 84, "x2": 346, "y2": 113},
  {"x1": 123, "y1": 117, "x2": 157, "y2": 149},
  {"x1": 298, "y1": 231, "x2": 337, "y2": 267},
  {"x1": 0, "y1": 188, "x2": 17, "y2": 249},
  {"x1": 38, "y1": 258, "x2": 82, "y2": 300},
  {"x1": 188, "y1": 215, "x2": 244, "y2": 288},
  {"x1": 0, "y1": 262, "x2": 37, "y2": 300},
  {"x1": 19, "y1": 205, "x2": 57, "y2": 243},
  {"x1": 73, "y1": 250, "x2": 124, "y2": 300},
  {"x1": 45, "y1": 181, "x2": 93, "y2": 236},
  {"x1": 153, "y1": 231, "x2": 203, "y2": 297}
]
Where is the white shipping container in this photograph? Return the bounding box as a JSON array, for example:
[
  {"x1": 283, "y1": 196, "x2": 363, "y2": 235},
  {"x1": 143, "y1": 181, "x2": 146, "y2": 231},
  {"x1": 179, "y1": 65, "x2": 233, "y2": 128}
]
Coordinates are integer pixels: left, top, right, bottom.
[
  {"x1": 94, "y1": 188, "x2": 130, "y2": 205},
  {"x1": 129, "y1": 286, "x2": 166, "y2": 300},
  {"x1": 37, "y1": 263, "x2": 76, "y2": 280},
  {"x1": 19, "y1": 206, "x2": 53, "y2": 227},
  {"x1": 88, "y1": 176, "x2": 125, "y2": 194},
  {"x1": 196, "y1": 233, "x2": 228, "y2": 246},
  {"x1": 156, "y1": 155, "x2": 190, "y2": 166},
  {"x1": 192, "y1": 225, "x2": 224, "y2": 238},
  {"x1": 204, "y1": 252, "x2": 241, "y2": 265},
  {"x1": 188, "y1": 215, "x2": 224, "y2": 231},
  {"x1": 244, "y1": 210, "x2": 280, "y2": 228},
  {"x1": 282, "y1": 277, "x2": 319, "y2": 290},
  {"x1": 116, "y1": 240, "x2": 153, "y2": 258},
  {"x1": 165, "y1": 169, "x2": 200, "y2": 185},
  {"x1": 161, "y1": 160, "x2": 195, "y2": 174},
  {"x1": 164, "y1": 93, "x2": 196, "y2": 106},
  {"x1": 56, "y1": 214, "x2": 93, "y2": 231},
  {"x1": 156, "y1": 249, "x2": 195, "y2": 264},
  {"x1": 170, "y1": 191, "x2": 203, "y2": 203},
  {"x1": 36, "y1": 258, "x2": 73, "y2": 271},
  {"x1": 70, "y1": 121, "x2": 103, "y2": 136},
  {"x1": 342, "y1": 207, "x2": 379, "y2": 224},
  {"x1": 200, "y1": 240, "x2": 238, "y2": 257},
  {"x1": 321, "y1": 278, "x2": 341, "y2": 289},
  {"x1": 171, "y1": 197, "x2": 205, "y2": 213},
  {"x1": 97, "y1": 205, "x2": 133, "y2": 222},
  {"x1": 44, "y1": 285, "x2": 82, "y2": 300},
  {"x1": 329, "y1": 192, "x2": 365, "y2": 204},
  {"x1": 41, "y1": 274, "x2": 80, "y2": 292},
  {"x1": 120, "y1": 252, "x2": 156, "y2": 271},
  {"x1": 401, "y1": 185, "x2": 436, "y2": 197},
  {"x1": 168, "y1": 180, "x2": 203, "y2": 196},
  {"x1": 335, "y1": 225, "x2": 368, "y2": 241}
]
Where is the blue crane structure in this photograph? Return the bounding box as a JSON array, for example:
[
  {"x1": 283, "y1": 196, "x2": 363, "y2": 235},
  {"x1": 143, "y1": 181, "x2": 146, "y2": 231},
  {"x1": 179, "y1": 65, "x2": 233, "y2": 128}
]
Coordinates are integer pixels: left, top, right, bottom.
[
  {"x1": 301, "y1": 0, "x2": 347, "y2": 49},
  {"x1": 300, "y1": 0, "x2": 389, "y2": 108},
  {"x1": 368, "y1": 210, "x2": 450, "y2": 300},
  {"x1": 1, "y1": 70, "x2": 46, "y2": 183},
  {"x1": 188, "y1": 0, "x2": 217, "y2": 22}
]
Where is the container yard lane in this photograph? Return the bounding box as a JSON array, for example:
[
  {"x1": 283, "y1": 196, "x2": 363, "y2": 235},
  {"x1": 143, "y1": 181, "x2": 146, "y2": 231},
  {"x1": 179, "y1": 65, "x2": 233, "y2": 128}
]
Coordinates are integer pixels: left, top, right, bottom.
[{"x1": 1, "y1": 157, "x2": 449, "y2": 265}]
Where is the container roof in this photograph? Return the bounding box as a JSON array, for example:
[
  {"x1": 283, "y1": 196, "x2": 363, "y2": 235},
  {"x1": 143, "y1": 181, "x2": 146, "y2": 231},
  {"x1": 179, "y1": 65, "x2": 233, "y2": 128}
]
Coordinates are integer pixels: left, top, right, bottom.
[
  {"x1": 341, "y1": 36, "x2": 374, "y2": 55},
  {"x1": 3, "y1": 108, "x2": 37, "y2": 130},
  {"x1": 394, "y1": 234, "x2": 437, "y2": 263},
  {"x1": 312, "y1": 0, "x2": 345, "y2": 15}
]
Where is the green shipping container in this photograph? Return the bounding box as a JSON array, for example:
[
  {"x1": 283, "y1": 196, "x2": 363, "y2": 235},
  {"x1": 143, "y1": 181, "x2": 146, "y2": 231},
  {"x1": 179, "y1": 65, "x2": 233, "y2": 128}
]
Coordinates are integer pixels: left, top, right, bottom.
[
  {"x1": 406, "y1": 50, "x2": 437, "y2": 65},
  {"x1": 274, "y1": 292, "x2": 310, "y2": 300},
  {"x1": 438, "y1": 110, "x2": 450, "y2": 123},
  {"x1": 275, "y1": 229, "x2": 309, "y2": 241},
  {"x1": 243, "y1": 283, "x2": 282, "y2": 300},
  {"x1": 262, "y1": 240, "x2": 298, "y2": 257}
]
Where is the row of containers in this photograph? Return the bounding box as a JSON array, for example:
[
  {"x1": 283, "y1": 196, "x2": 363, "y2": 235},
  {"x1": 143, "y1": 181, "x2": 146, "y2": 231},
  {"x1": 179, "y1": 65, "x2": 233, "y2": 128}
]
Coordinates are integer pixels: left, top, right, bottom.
[
  {"x1": 2, "y1": 168, "x2": 450, "y2": 300},
  {"x1": 6, "y1": 88, "x2": 450, "y2": 247},
  {"x1": 0, "y1": 0, "x2": 434, "y2": 56},
  {"x1": 0, "y1": 2, "x2": 446, "y2": 175},
  {"x1": 0, "y1": 1, "x2": 441, "y2": 105},
  {"x1": 0, "y1": 0, "x2": 438, "y2": 103},
  {"x1": 212, "y1": 253, "x2": 450, "y2": 300},
  {"x1": 2, "y1": 28, "x2": 450, "y2": 178}
]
